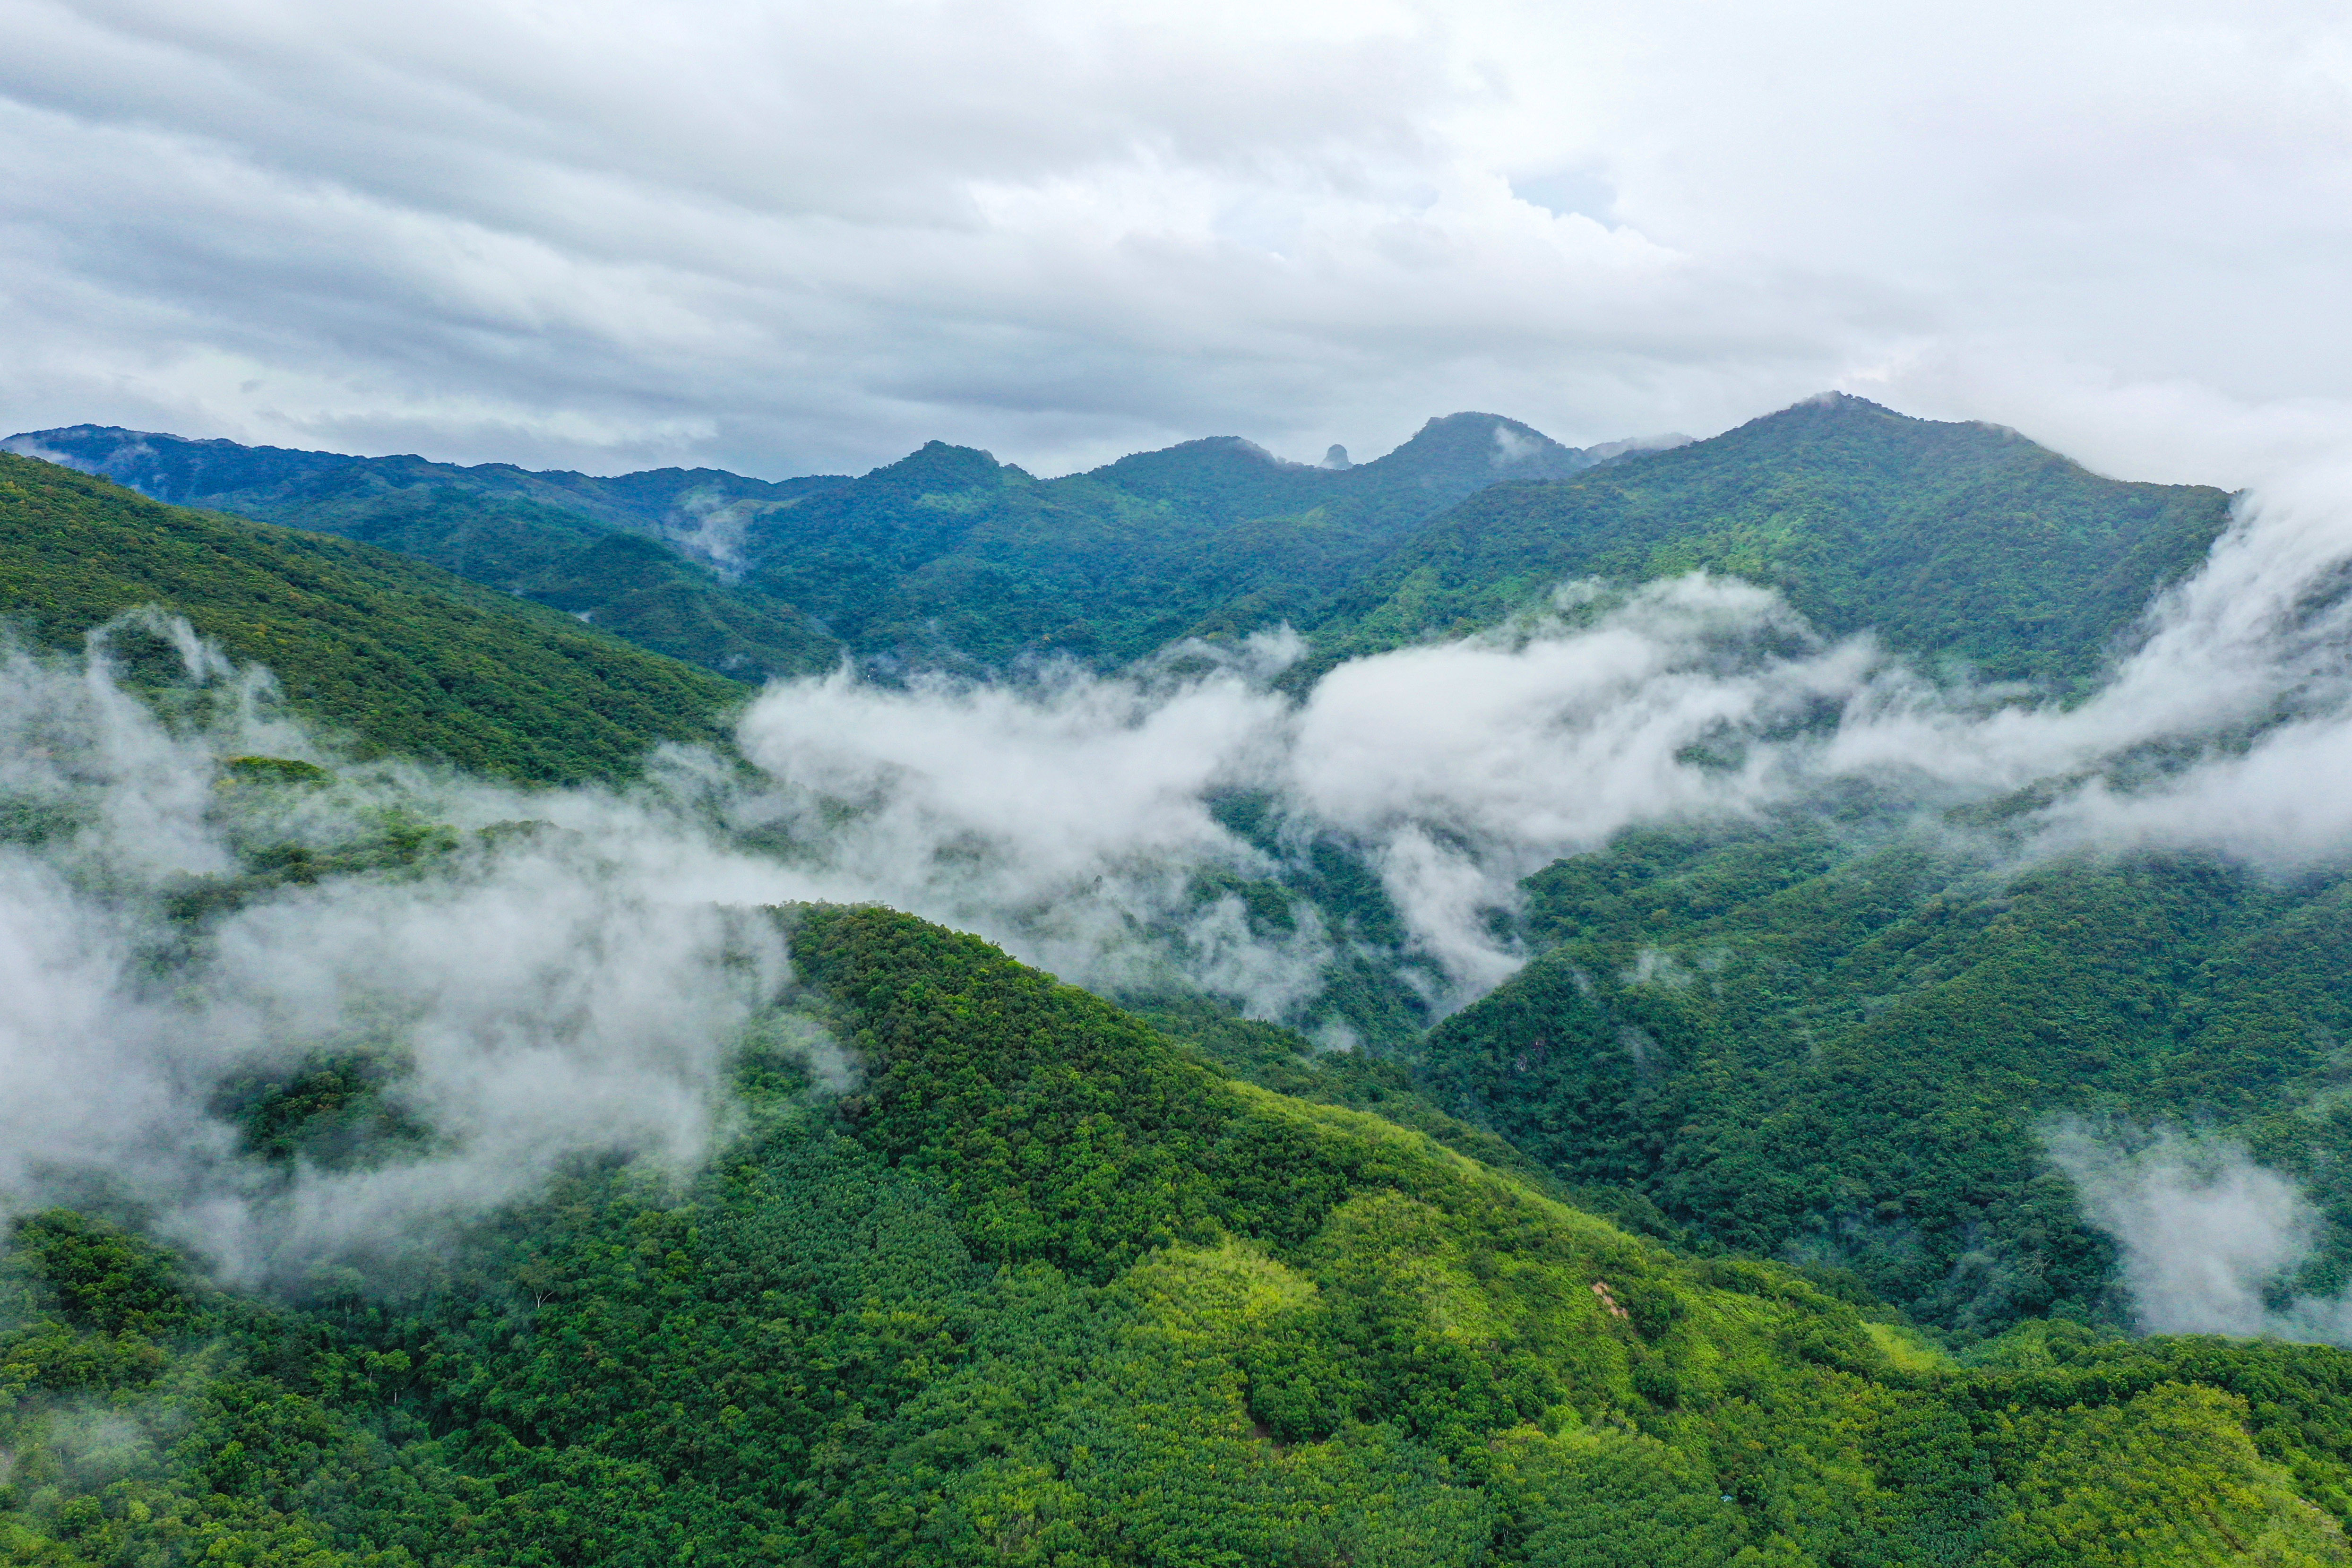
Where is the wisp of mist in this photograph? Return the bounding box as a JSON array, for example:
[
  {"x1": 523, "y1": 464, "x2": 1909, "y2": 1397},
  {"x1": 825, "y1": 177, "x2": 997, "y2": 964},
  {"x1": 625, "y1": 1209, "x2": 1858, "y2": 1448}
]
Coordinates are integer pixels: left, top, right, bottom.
[{"x1": 15, "y1": 458, "x2": 2352, "y2": 1311}]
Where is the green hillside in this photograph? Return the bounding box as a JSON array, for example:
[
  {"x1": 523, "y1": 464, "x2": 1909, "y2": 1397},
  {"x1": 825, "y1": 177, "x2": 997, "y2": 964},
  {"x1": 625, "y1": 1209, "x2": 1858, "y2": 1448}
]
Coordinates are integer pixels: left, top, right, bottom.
[
  {"x1": 9, "y1": 905, "x2": 2352, "y2": 1565},
  {"x1": 258, "y1": 479, "x2": 840, "y2": 681},
  {"x1": 722, "y1": 413, "x2": 1597, "y2": 669},
  {"x1": 1318, "y1": 394, "x2": 2234, "y2": 688},
  {"x1": 1414, "y1": 821, "x2": 2352, "y2": 1340},
  {"x1": 1, "y1": 423, "x2": 848, "y2": 538},
  {"x1": 0, "y1": 452, "x2": 749, "y2": 782},
  {"x1": 5, "y1": 426, "x2": 847, "y2": 683}
]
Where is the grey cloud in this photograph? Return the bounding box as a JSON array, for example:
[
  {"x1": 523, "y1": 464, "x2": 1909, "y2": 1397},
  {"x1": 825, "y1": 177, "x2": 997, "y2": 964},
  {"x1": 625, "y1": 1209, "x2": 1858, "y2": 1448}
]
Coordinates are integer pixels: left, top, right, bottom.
[{"x1": 27, "y1": 1, "x2": 2340, "y2": 474}]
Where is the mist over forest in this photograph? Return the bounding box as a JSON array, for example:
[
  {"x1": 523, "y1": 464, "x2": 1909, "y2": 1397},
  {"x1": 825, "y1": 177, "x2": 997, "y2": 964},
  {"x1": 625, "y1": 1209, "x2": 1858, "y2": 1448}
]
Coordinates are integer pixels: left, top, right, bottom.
[
  {"x1": 7, "y1": 2, "x2": 2352, "y2": 1555},
  {"x1": 12, "y1": 384, "x2": 2352, "y2": 1561}
]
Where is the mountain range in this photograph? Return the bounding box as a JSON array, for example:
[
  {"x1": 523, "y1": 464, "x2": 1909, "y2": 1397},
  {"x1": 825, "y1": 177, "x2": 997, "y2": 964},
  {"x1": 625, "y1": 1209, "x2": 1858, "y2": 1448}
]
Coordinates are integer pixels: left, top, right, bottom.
[
  {"x1": 7, "y1": 394, "x2": 2351, "y2": 1567},
  {"x1": 8, "y1": 395, "x2": 2226, "y2": 689}
]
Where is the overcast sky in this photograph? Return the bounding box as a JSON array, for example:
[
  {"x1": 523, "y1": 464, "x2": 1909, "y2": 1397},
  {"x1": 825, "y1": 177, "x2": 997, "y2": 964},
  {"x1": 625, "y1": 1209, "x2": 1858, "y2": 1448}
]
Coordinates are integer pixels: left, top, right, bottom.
[{"x1": 2, "y1": 0, "x2": 2348, "y2": 481}]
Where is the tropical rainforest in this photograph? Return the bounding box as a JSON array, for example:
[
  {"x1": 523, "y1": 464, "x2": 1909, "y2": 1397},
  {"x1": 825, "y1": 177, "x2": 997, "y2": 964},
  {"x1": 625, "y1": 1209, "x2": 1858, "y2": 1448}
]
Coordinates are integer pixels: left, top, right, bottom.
[{"x1": 3, "y1": 394, "x2": 2348, "y2": 1565}]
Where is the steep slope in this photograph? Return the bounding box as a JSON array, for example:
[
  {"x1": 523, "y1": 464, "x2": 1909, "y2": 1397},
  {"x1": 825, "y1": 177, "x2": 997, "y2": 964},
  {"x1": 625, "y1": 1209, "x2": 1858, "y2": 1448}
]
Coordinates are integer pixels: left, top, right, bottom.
[
  {"x1": 1416, "y1": 822, "x2": 2352, "y2": 1338},
  {"x1": 8, "y1": 905, "x2": 2352, "y2": 1565},
  {"x1": 1320, "y1": 394, "x2": 2234, "y2": 688},
  {"x1": 6, "y1": 426, "x2": 846, "y2": 682},
  {"x1": 270, "y1": 480, "x2": 839, "y2": 681},
  {"x1": 0, "y1": 452, "x2": 748, "y2": 781}
]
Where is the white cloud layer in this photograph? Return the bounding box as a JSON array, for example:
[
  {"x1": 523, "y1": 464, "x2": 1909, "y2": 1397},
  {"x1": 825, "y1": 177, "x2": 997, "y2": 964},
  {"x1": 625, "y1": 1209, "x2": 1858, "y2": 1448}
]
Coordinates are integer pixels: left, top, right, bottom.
[
  {"x1": 723, "y1": 450, "x2": 2352, "y2": 1004},
  {"x1": 0, "y1": 621, "x2": 812, "y2": 1284},
  {"x1": 21, "y1": 434, "x2": 2352, "y2": 1282},
  {"x1": 1, "y1": 0, "x2": 2349, "y2": 476}
]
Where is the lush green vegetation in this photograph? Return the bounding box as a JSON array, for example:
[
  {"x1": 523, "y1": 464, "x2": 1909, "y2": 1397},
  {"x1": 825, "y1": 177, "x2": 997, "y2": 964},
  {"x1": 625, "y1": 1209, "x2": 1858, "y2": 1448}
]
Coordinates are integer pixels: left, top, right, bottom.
[
  {"x1": 1414, "y1": 818, "x2": 2352, "y2": 1341},
  {"x1": 4, "y1": 395, "x2": 2338, "y2": 1563},
  {"x1": 9, "y1": 906, "x2": 2352, "y2": 1564},
  {"x1": 1316, "y1": 395, "x2": 2232, "y2": 689},
  {"x1": 727, "y1": 414, "x2": 1592, "y2": 670},
  {"x1": 4, "y1": 425, "x2": 846, "y2": 538},
  {"x1": 15, "y1": 414, "x2": 1603, "y2": 676},
  {"x1": 230, "y1": 482, "x2": 839, "y2": 683},
  {"x1": 8, "y1": 426, "x2": 846, "y2": 683},
  {"x1": 13, "y1": 398, "x2": 2229, "y2": 691},
  {"x1": 0, "y1": 453, "x2": 749, "y2": 782}
]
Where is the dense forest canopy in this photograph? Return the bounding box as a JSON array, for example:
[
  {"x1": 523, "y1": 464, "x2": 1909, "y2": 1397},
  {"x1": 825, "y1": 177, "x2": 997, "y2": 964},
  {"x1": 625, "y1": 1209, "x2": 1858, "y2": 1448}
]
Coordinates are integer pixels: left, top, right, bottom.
[
  {"x1": 7, "y1": 392, "x2": 2352, "y2": 1563},
  {"x1": 0, "y1": 452, "x2": 749, "y2": 782},
  {"x1": 11, "y1": 394, "x2": 2227, "y2": 687},
  {"x1": 11, "y1": 901, "x2": 2352, "y2": 1565}
]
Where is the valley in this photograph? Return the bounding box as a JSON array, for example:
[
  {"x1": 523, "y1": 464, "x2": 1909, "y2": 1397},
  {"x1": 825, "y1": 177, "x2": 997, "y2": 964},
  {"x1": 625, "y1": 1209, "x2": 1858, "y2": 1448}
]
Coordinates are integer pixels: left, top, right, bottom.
[{"x1": 4, "y1": 394, "x2": 2350, "y2": 1564}]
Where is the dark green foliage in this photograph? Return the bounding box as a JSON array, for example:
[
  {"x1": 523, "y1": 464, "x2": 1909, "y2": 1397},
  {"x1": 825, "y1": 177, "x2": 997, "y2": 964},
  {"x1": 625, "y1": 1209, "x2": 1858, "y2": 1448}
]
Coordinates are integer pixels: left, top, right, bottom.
[
  {"x1": 9, "y1": 1213, "x2": 199, "y2": 1339},
  {"x1": 218, "y1": 755, "x2": 333, "y2": 787},
  {"x1": 741, "y1": 415, "x2": 1595, "y2": 671},
  {"x1": 211, "y1": 1052, "x2": 431, "y2": 1168},
  {"x1": 1422, "y1": 820, "x2": 2352, "y2": 1337},
  {"x1": 272, "y1": 482, "x2": 840, "y2": 681},
  {"x1": 0, "y1": 452, "x2": 748, "y2": 781},
  {"x1": 17, "y1": 414, "x2": 1590, "y2": 680},
  {"x1": 10, "y1": 423, "x2": 847, "y2": 535},
  {"x1": 1317, "y1": 394, "x2": 2233, "y2": 689}
]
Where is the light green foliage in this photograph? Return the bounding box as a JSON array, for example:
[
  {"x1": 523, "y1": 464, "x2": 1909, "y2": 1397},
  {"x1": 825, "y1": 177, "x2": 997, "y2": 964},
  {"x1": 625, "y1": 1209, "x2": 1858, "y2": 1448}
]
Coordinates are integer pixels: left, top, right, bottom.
[{"x1": 8, "y1": 906, "x2": 2350, "y2": 1563}]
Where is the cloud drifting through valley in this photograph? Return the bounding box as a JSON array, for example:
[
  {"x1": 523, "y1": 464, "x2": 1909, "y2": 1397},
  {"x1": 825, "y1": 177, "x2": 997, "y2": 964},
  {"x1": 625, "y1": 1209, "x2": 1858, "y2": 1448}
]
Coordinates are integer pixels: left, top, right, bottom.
[
  {"x1": 725, "y1": 455, "x2": 2352, "y2": 1016},
  {"x1": 17, "y1": 453, "x2": 2352, "y2": 1304}
]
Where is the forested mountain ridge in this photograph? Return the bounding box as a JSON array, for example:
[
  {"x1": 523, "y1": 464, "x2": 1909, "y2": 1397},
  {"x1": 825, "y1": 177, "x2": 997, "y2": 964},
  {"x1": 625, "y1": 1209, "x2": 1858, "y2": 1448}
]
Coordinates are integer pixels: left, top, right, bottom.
[
  {"x1": 8, "y1": 903, "x2": 2352, "y2": 1566},
  {"x1": 4, "y1": 425, "x2": 850, "y2": 683},
  {"x1": 1415, "y1": 820, "x2": 2352, "y2": 1344},
  {"x1": 732, "y1": 413, "x2": 1606, "y2": 669},
  {"x1": 1313, "y1": 393, "x2": 2235, "y2": 687},
  {"x1": 14, "y1": 396, "x2": 2230, "y2": 691},
  {"x1": 0, "y1": 452, "x2": 748, "y2": 780},
  {"x1": 1, "y1": 423, "x2": 850, "y2": 545},
  {"x1": 9, "y1": 412, "x2": 1619, "y2": 677}
]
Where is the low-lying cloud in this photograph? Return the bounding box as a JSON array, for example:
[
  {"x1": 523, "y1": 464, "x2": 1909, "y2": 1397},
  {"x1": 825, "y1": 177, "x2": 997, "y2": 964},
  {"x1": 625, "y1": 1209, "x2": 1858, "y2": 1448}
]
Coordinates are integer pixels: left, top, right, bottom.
[
  {"x1": 0, "y1": 619, "x2": 813, "y2": 1286},
  {"x1": 22, "y1": 452, "x2": 2352, "y2": 1292},
  {"x1": 731, "y1": 578, "x2": 1887, "y2": 1007},
  {"x1": 2046, "y1": 1123, "x2": 2352, "y2": 1343},
  {"x1": 725, "y1": 463, "x2": 2352, "y2": 1008}
]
